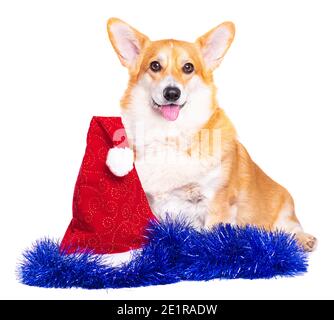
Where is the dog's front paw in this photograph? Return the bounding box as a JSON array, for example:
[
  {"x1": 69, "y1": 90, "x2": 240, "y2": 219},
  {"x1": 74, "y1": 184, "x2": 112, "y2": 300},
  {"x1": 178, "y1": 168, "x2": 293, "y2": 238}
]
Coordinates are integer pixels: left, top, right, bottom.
[
  {"x1": 106, "y1": 147, "x2": 134, "y2": 177},
  {"x1": 183, "y1": 183, "x2": 204, "y2": 203}
]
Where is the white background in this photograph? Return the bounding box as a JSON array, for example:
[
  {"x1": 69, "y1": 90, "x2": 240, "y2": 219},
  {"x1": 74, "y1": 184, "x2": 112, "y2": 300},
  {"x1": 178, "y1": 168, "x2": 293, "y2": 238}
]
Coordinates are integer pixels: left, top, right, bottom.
[{"x1": 0, "y1": 0, "x2": 333, "y2": 299}]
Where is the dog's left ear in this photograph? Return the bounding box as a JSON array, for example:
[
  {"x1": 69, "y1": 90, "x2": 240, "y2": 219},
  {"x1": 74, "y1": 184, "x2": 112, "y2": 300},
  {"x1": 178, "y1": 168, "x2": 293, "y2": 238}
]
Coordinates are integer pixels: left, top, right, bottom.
[
  {"x1": 196, "y1": 22, "x2": 235, "y2": 71},
  {"x1": 107, "y1": 18, "x2": 150, "y2": 71}
]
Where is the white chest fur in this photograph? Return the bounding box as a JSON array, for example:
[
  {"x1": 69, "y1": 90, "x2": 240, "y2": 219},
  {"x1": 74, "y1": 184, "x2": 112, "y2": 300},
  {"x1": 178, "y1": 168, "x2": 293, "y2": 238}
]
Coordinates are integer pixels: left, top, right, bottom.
[{"x1": 130, "y1": 128, "x2": 223, "y2": 228}]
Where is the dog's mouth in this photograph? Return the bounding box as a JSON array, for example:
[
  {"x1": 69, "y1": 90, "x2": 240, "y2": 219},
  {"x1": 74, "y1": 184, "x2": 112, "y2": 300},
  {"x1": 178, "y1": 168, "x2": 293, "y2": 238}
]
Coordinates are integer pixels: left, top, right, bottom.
[{"x1": 152, "y1": 100, "x2": 186, "y2": 121}]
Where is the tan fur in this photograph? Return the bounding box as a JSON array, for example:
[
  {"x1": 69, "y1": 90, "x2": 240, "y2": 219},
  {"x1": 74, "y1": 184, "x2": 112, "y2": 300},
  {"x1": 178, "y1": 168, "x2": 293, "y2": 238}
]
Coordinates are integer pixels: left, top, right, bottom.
[{"x1": 107, "y1": 18, "x2": 317, "y2": 251}]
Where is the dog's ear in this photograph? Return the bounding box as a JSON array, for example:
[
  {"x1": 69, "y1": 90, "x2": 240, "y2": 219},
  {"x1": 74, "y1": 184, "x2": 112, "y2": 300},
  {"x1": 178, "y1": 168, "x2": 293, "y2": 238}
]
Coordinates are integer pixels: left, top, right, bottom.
[
  {"x1": 196, "y1": 22, "x2": 235, "y2": 71},
  {"x1": 107, "y1": 18, "x2": 150, "y2": 70}
]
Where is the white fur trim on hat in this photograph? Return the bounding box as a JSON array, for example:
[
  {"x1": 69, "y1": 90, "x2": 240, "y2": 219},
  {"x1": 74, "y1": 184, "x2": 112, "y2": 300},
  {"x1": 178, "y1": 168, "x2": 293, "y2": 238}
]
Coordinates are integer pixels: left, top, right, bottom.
[{"x1": 106, "y1": 147, "x2": 134, "y2": 177}]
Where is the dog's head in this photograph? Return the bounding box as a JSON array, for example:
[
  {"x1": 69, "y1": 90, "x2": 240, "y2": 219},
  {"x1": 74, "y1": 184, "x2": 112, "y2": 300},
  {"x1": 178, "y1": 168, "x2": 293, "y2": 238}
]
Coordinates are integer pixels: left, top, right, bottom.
[{"x1": 107, "y1": 18, "x2": 234, "y2": 124}]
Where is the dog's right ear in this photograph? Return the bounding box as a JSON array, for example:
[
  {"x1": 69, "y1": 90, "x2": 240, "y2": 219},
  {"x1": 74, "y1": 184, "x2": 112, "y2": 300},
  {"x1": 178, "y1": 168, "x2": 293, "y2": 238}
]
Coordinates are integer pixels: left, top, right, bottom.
[{"x1": 107, "y1": 18, "x2": 150, "y2": 70}]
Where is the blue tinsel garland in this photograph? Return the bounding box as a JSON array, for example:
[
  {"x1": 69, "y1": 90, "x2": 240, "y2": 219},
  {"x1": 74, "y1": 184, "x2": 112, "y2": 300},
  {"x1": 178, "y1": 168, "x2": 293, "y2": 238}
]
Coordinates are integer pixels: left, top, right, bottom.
[{"x1": 18, "y1": 218, "x2": 308, "y2": 289}]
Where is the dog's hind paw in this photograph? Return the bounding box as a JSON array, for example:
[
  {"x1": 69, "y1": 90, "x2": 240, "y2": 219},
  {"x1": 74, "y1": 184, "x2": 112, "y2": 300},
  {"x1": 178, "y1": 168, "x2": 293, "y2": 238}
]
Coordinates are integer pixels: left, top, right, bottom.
[{"x1": 296, "y1": 232, "x2": 317, "y2": 252}]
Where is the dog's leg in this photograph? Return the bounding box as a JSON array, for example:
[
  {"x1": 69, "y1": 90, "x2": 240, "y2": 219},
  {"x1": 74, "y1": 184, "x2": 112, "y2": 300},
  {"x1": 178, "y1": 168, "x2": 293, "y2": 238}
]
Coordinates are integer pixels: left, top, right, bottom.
[
  {"x1": 274, "y1": 203, "x2": 317, "y2": 252},
  {"x1": 204, "y1": 194, "x2": 238, "y2": 228}
]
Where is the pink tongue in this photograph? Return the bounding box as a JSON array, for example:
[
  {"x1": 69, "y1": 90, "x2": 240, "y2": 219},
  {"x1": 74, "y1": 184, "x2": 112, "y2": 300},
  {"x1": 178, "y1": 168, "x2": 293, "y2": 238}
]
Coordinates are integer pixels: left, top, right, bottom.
[{"x1": 160, "y1": 104, "x2": 180, "y2": 121}]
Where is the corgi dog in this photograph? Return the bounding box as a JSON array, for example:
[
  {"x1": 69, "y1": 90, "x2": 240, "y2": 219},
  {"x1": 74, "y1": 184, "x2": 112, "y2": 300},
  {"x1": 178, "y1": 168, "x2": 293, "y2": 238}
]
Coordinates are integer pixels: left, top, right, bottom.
[{"x1": 107, "y1": 18, "x2": 317, "y2": 251}]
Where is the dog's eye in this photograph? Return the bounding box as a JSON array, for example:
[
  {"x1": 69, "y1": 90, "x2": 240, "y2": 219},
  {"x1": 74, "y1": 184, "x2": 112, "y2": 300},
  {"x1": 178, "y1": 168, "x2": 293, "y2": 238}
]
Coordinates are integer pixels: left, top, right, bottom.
[
  {"x1": 150, "y1": 61, "x2": 162, "y2": 72},
  {"x1": 182, "y1": 63, "x2": 194, "y2": 74}
]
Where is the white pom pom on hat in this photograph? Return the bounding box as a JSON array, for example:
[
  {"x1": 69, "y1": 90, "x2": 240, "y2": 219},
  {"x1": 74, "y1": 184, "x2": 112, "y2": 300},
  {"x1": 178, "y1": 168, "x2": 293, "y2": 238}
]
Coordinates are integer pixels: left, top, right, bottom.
[{"x1": 106, "y1": 147, "x2": 134, "y2": 177}]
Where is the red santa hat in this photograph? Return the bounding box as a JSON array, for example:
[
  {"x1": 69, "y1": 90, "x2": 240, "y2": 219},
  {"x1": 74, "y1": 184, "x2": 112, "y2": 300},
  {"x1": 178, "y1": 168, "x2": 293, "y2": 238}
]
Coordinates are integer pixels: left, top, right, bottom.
[{"x1": 60, "y1": 116, "x2": 155, "y2": 254}]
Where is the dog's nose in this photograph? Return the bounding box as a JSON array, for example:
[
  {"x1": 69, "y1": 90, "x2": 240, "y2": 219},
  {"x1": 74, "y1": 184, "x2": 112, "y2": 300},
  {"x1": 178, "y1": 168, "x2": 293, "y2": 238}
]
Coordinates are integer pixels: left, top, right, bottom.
[{"x1": 163, "y1": 87, "x2": 181, "y2": 102}]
